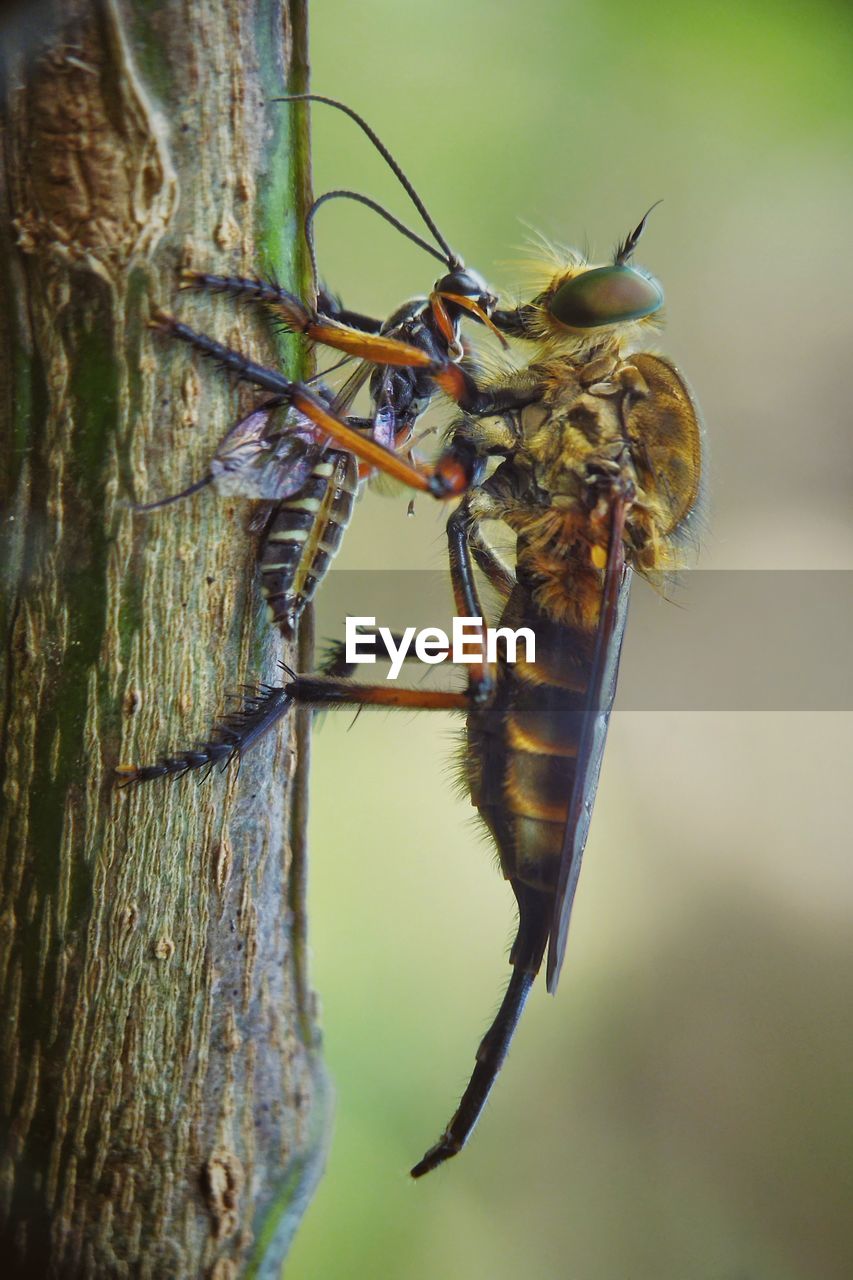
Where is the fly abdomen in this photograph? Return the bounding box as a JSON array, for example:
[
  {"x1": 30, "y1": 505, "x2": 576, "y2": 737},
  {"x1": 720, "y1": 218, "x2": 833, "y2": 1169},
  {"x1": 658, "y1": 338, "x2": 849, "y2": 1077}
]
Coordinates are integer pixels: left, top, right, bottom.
[
  {"x1": 473, "y1": 604, "x2": 595, "y2": 893},
  {"x1": 260, "y1": 450, "x2": 360, "y2": 635},
  {"x1": 501, "y1": 683, "x2": 586, "y2": 891}
]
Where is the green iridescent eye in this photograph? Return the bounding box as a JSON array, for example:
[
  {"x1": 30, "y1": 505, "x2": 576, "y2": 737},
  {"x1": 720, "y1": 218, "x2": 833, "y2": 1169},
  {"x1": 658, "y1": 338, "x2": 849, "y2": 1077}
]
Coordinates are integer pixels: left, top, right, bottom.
[{"x1": 549, "y1": 266, "x2": 663, "y2": 329}]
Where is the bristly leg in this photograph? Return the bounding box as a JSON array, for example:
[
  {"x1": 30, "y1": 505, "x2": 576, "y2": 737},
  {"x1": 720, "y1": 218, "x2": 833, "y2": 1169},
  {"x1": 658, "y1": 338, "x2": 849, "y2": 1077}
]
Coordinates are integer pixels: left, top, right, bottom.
[
  {"x1": 115, "y1": 683, "x2": 292, "y2": 786},
  {"x1": 150, "y1": 311, "x2": 437, "y2": 493},
  {"x1": 318, "y1": 630, "x2": 432, "y2": 679},
  {"x1": 150, "y1": 311, "x2": 295, "y2": 398},
  {"x1": 180, "y1": 270, "x2": 295, "y2": 309},
  {"x1": 116, "y1": 670, "x2": 468, "y2": 787}
]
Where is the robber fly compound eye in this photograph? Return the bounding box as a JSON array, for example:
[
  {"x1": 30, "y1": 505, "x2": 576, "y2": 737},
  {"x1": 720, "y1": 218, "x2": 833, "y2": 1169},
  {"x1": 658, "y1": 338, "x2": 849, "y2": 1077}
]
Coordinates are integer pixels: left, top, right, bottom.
[{"x1": 548, "y1": 265, "x2": 664, "y2": 330}]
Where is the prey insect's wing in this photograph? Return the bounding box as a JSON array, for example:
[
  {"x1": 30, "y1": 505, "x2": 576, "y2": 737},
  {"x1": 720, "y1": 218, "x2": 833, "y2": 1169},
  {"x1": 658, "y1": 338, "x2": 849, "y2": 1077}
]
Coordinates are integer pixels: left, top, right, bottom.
[
  {"x1": 216, "y1": 347, "x2": 388, "y2": 500},
  {"x1": 546, "y1": 495, "x2": 632, "y2": 994},
  {"x1": 209, "y1": 403, "x2": 327, "y2": 500},
  {"x1": 136, "y1": 402, "x2": 328, "y2": 510},
  {"x1": 331, "y1": 357, "x2": 373, "y2": 417}
]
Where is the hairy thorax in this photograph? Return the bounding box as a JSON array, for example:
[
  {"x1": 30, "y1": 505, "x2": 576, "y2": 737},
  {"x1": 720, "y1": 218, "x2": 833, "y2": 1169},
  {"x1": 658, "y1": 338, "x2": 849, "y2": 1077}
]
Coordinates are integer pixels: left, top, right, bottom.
[{"x1": 497, "y1": 350, "x2": 702, "y2": 628}]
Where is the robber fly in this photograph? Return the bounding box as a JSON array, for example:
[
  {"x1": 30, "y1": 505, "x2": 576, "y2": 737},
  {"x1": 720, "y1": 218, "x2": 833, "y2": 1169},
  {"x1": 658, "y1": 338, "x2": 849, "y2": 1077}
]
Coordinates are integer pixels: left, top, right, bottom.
[
  {"x1": 140, "y1": 96, "x2": 503, "y2": 636},
  {"x1": 120, "y1": 118, "x2": 703, "y2": 1175}
]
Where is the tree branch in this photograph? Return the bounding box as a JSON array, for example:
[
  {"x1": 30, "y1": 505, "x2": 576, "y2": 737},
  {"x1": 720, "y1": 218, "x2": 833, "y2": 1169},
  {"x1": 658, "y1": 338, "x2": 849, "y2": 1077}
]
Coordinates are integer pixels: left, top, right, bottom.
[{"x1": 0, "y1": 1, "x2": 326, "y2": 1274}]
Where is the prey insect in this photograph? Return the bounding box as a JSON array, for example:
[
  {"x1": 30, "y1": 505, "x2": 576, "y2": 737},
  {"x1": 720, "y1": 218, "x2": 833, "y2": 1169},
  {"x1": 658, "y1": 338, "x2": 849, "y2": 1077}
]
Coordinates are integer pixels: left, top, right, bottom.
[
  {"x1": 121, "y1": 114, "x2": 702, "y2": 1175},
  {"x1": 139, "y1": 95, "x2": 503, "y2": 636}
]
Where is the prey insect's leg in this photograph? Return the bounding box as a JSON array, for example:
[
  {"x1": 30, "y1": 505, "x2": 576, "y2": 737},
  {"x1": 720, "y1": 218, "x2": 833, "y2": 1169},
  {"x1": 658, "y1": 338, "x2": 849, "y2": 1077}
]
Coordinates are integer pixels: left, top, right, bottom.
[
  {"x1": 180, "y1": 272, "x2": 306, "y2": 311},
  {"x1": 231, "y1": 288, "x2": 436, "y2": 370},
  {"x1": 153, "y1": 310, "x2": 302, "y2": 396},
  {"x1": 182, "y1": 273, "x2": 386, "y2": 336},
  {"x1": 151, "y1": 312, "x2": 434, "y2": 492}
]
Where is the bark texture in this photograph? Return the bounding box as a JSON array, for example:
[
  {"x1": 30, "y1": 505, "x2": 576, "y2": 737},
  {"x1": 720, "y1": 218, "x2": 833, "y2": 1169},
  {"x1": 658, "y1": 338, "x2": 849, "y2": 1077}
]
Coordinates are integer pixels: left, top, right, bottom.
[{"x1": 0, "y1": 1, "x2": 326, "y2": 1275}]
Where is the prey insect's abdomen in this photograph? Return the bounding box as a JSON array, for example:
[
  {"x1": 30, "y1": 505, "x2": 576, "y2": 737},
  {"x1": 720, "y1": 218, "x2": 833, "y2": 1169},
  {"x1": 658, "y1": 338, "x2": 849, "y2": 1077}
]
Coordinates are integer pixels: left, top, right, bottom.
[{"x1": 260, "y1": 450, "x2": 359, "y2": 635}]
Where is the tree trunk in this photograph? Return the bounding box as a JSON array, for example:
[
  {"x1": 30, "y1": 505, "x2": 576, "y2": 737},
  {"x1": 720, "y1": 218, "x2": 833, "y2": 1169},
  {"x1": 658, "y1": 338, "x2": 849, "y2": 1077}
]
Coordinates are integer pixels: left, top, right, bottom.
[{"x1": 0, "y1": 1, "x2": 326, "y2": 1275}]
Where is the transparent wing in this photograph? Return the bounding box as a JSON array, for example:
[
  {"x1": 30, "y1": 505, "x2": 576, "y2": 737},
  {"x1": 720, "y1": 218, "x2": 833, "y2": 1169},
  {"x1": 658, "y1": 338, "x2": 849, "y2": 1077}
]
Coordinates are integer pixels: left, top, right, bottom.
[{"x1": 331, "y1": 358, "x2": 373, "y2": 416}]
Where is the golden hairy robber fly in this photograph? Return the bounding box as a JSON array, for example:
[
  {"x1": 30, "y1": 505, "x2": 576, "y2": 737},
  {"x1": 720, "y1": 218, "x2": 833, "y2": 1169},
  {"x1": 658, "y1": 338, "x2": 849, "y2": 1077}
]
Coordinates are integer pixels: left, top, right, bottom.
[{"x1": 119, "y1": 99, "x2": 703, "y2": 1177}]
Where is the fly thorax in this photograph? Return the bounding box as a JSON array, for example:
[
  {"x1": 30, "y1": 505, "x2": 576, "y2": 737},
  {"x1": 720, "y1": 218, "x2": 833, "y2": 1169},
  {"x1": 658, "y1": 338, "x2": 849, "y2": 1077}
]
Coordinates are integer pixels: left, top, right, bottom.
[
  {"x1": 514, "y1": 522, "x2": 609, "y2": 631},
  {"x1": 520, "y1": 378, "x2": 626, "y2": 503}
]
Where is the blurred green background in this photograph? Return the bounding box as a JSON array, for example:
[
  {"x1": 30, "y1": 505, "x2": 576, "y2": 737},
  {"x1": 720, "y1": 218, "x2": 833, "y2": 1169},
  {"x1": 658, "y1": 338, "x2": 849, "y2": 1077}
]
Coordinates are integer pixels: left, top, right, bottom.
[{"x1": 287, "y1": 3, "x2": 853, "y2": 1278}]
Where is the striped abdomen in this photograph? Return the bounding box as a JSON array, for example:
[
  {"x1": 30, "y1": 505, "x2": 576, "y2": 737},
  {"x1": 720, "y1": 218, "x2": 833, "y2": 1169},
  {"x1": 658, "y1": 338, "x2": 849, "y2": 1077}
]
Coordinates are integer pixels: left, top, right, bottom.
[
  {"x1": 468, "y1": 587, "x2": 623, "y2": 894},
  {"x1": 260, "y1": 450, "x2": 360, "y2": 635}
]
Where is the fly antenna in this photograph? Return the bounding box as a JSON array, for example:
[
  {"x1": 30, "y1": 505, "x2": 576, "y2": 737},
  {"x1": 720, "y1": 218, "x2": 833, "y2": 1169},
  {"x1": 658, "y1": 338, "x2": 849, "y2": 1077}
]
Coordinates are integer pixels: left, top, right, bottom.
[
  {"x1": 614, "y1": 200, "x2": 663, "y2": 265},
  {"x1": 273, "y1": 94, "x2": 461, "y2": 268}
]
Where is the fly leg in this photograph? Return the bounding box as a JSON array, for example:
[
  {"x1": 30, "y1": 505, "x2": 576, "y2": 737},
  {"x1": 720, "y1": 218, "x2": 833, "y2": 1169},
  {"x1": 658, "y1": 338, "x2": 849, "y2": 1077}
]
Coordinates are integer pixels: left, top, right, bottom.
[
  {"x1": 116, "y1": 670, "x2": 467, "y2": 786},
  {"x1": 446, "y1": 494, "x2": 500, "y2": 704},
  {"x1": 115, "y1": 683, "x2": 293, "y2": 785},
  {"x1": 461, "y1": 464, "x2": 523, "y2": 596},
  {"x1": 284, "y1": 677, "x2": 466, "y2": 711},
  {"x1": 319, "y1": 630, "x2": 444, "y2": 678},
  {"x1": 468, "y1": 526, "x2": 516, "y2": 598}
]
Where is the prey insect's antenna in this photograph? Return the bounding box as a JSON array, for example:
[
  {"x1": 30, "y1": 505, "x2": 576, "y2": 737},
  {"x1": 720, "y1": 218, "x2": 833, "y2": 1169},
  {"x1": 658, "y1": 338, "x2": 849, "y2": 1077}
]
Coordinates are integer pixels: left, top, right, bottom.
[
  {"x1": 305, "y1": 189, "x2": 451, "y2": 284},
  {"x1": 614, "y1": 200, "x2": 663, "y2": 264},
  {"x1": 273, "y1": 93, "x2": 461, "y2": 267},
  {"x1": 134, "y1": 472, "x2": 214, "y2": 512}
]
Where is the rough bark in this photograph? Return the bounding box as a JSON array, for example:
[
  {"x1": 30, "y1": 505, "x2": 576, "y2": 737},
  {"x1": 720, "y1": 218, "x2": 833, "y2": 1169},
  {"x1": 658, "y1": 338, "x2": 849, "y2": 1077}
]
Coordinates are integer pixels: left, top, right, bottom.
[{"x1": 0, "y1": 1, "x2": 326, "y2": 1275}]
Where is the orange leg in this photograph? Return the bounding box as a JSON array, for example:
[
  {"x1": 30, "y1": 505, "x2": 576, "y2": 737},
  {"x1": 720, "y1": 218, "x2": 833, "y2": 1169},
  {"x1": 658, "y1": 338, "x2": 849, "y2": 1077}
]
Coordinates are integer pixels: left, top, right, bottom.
[
  {"x1": 205, "y1": 284, "x2": 435, "y2": 370},
  {"x1": 151, "y1": 312, "x2": 438, "y2": 494},
  {"x1": 153, "y1": 309, "x2": 542, "y2": 500}
]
